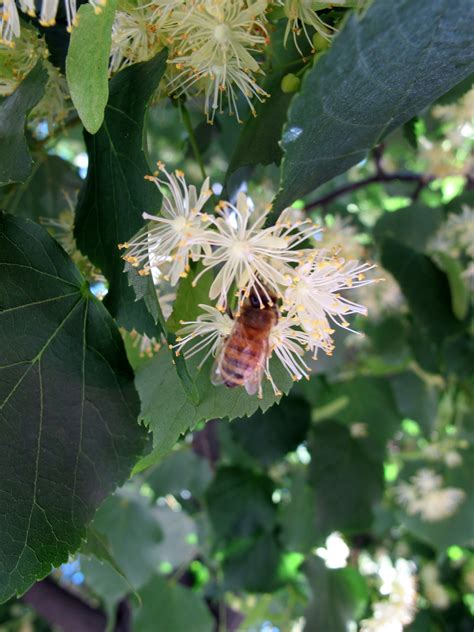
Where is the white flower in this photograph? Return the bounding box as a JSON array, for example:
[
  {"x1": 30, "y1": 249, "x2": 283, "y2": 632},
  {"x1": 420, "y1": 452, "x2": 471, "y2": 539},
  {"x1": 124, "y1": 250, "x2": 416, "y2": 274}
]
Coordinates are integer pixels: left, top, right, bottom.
[
  {"x1": 360, "y1": 558, "x2": 417, "y2": 632},
  {"x1": 0, "y1": 0, "x2": 21, "y2": 47},
  {"x1": 174, "y1": 303, "x2": 234, "y2": 366},
  {"x1": 1, "y1": 0, "x2": 107, "y2": 45},
  {"x1": 444, "y1": 450, "x2": 462, "y2": 468},
  {"x1": 174, "y1": 307, "x2": 316, "y2": 396},
  {"x1": 0, "y1": 25, "x2": 44, "y2": 95},
  {"x1": 353, "y1": 268, "x2": 404, "y2": 321},
  {"x1": 264, "y1": 313, "x2": 315, "y2": 393},
  {"x1": 317, "y1": 215, "x2": 364, "y2": 262},
  {"x1": 283, "y1": 251, "x2": 376, "y2": 340},
  {"x1": 110, "y1": 6, "x2": 164, "y2": 73},
  {"x1": 166, "y1": 0, "x2": 269, "y2": 122},
  {"x1": 414, "y1": 488, "x2": 466, "y2": 522},
  {"x1": 315, "y1": 532, "x2": 350, "y2": 569},
  {"x1": 350, "y1": 422, "x2": 368, "y2": 438},
  {"x1": 395, "y1": 468, "x2": 466, "y2": 522},
  {"x1": 429, "y1": 206, "x2": 474, "y2": 259},
  {"x1": 194, "y1": 192, "x2": 316, "y2": 310},
  {"x1": 420, "y1": 564, "x2": 450, "y2": 610},
  {"x1": 411, "y1": 468, "x2": 442, "y2": 494},
  {"x1": 129, "y1": 331, "x2": 162, "y2": 358},
  {"x1": 120, "y1": 163, "x2": 213, "y2": 286},
  {"x1": 281, "y1": 0, "x2": 336, "y2": 55}
]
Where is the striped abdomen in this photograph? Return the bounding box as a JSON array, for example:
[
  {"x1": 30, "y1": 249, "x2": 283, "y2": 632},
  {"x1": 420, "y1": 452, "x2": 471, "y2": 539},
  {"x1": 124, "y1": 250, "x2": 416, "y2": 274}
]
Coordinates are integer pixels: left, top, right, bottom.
[{"x1": 219, "y1": 324, "x2": 268, "y2": 388}]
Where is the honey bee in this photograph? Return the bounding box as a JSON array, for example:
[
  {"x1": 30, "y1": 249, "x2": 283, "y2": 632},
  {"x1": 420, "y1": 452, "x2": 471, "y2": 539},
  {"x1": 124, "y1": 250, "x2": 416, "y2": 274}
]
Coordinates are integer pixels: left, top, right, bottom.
[{"x1": 212, "y1": 287, "x2": 279, "y2": 398}]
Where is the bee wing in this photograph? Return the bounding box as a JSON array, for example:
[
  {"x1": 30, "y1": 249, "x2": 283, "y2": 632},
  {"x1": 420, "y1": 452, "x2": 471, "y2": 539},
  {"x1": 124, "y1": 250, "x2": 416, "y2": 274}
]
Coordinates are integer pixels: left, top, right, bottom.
[
  {"x1": 243, "y1": 340, "x2": 268, "y2": 397},
  {"x1": 243, "y1": 364, "x2": 264, "y2": 396},
  {"x1": 211, "y1": 355, "x2": 225, "y2": 386},
  {"x1": 211, "y1": 338, "x2": 227, "y2": 386}
]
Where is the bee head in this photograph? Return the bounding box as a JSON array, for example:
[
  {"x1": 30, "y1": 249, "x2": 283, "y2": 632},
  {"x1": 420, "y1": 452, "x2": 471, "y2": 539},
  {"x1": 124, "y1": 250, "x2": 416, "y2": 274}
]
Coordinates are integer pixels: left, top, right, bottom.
[{"x1": 248, "y1": 287, "x2": 277, "y2": 309}]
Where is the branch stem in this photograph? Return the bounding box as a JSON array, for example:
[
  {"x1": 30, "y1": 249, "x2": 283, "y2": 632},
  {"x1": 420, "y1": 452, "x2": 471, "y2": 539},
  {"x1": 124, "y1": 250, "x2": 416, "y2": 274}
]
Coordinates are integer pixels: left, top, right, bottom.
[
  {"x1": 304, "y1": 171, "x2": 433, "y2": 211},
  {"x1": 179, "y1": 101, "x2": 207, "y2": 181}
]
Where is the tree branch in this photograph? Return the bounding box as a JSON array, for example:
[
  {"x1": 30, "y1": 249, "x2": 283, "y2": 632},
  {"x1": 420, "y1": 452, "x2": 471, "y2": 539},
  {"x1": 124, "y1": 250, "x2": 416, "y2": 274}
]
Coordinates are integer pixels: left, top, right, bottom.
[
  {"x1": 22, "y1": 577, "x2": 131, "y2": 632},
  {"x1": 304, "y1": 171, "x2": 434, "y2": 211}
]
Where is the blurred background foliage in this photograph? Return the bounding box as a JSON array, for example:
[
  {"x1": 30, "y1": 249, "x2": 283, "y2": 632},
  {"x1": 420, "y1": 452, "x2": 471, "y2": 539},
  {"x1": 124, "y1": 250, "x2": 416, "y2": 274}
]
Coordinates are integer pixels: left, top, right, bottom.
[{"x1": 0, "y1": 2, "x2": 473, "y2": 630}]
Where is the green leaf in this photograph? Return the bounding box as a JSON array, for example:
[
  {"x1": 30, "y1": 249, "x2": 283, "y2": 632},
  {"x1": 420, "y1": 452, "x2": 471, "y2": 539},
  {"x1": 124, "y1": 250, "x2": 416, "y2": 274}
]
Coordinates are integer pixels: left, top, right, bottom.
[
  {"x1": 205, "y1": 465, "x2": 276, "y2": 541},
  {"x1": 279, "y1": 472, "x2": 317, "y2": 554},
  {"x1": 396, "y1": 449, "x2": 474, "y2": 551},
  {"x1": 81, "y1": 526, "x2": 128, "y2": 581},
  {"x1": 442, "y1": 333, "x2": 474, "y2": 378},
  {"x1": 222, "y1": 532, "x2": 283, "y2": 594},
  {"x1": 274, "y1": 0, "x2": 474, "y2": 211},
  {"x1": 128, "y1": 268, "x2": 199, "y2": 405},
  {"x1": 0, "y1": 213, "x2": 145, "y2": 603},
  {"x1": 66, "y1": 0, "x2": 117, "y2": 134},
  {"x1": 390, "y1": 371, "x2": 438, "y2": 435},
  {"x1": 230, "y1": 395, "x2": 311, "y2": 465},
  {"x1": 0, "y1": 62, "x2": 47, "y2": 186},
  {"x1": 81, "y1": 556, "x2": 130, "y2": 618},
  {"x1": 312, "y1": 376, "x2": 401, "y2": 459},
  {"x1": 1, "y1": 155, "x2": 82, "y2": 221},
  {"x1": 402, "y1": 117, "x2": 419, "y2": 150},
  {"x1": 166, "y1": 265, "x2": 213, "y2": 333},
  {"x1": 134, "y1": 347, "x2": 293, "y2": 471},
  {"x1": 435, "y1": 71, "x2": 474, "y2": 106},
  {"x1": 381, "y1": 238, "x2": 463, "y2": 344},
  {"x1": 134, "y1": 575, "x2": 214, "y2": 632},
  {"x1": 90, "y1": 487, "x2": 198, "y2": 588},
  {"x1": 373, "y1": 205, "x2": 443, "y2": 252},
  {"x1": 303, "y1": 557, "x2": 369, "y2": 632},
  {"x1": 150, "y1": 505, "x2": 198, "y2": 569},
  {"x1": 74, "y1": 51, "x2": 167, "y2": 333},
  {"x1": 433, "y1": 251, "x2": 470, "y2": 321},
  {"x1": 144, "y1": 447, "x2": 213, "y2": 500},
  {"x1": 90, "y1": 488, "x2": 163, "y2": 590},
  {"x1": 309, "y1": 422, "x2": 384, "y2": 537}
]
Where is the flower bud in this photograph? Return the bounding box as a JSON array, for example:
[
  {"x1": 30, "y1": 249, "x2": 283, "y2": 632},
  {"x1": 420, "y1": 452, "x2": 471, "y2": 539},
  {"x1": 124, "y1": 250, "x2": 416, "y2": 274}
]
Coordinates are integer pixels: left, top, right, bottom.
[
  {"x1": 312, "y1": 32, "x2": 330, "y2": 52},
  {"x1": 281, "y1": 73, "x2": 300, "y2": 93}
]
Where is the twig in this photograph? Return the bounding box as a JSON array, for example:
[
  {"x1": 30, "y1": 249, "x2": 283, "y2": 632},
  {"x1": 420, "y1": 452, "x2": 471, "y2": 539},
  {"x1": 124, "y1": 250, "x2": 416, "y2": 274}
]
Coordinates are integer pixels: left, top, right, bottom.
[
  {"x1": 22, "y1": 577, "x2": 132, "y2": 632},
  {"x1": 29, "y1": 114, "x2": 81, "y2": 152},
  {"x1": 305, "y1": 171, "x2": 433, "y2": 211},
  {"x1": 178, "y1": 101, "x2": 207, "y2": 181}
]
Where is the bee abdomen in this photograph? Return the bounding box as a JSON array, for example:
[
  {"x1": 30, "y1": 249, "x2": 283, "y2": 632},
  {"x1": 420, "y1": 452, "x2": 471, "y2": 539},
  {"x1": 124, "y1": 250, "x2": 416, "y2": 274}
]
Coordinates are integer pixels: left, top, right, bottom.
[
  {"x1": 221, "y1": 346, "x2": 252, "y2": 387},
  {"x1": 220, "y1": 360, "x2": 246, "y2": 387}
]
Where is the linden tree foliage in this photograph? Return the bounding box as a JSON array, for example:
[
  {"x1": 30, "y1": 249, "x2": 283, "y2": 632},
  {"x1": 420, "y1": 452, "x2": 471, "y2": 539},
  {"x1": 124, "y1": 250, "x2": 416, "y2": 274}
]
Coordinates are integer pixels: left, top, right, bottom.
[
  {"x1": 274, "y1": 0, "x2": 474, "y2": 211},
  {"x1": 0, "y1": 0, "x2": 473, "y2": 628},
  {"x1": 74, "y1": 52, "x2": 168, "y2": 334},
  {"x1": 0, "y1": 213, "x2": 146, "y2": 602}
]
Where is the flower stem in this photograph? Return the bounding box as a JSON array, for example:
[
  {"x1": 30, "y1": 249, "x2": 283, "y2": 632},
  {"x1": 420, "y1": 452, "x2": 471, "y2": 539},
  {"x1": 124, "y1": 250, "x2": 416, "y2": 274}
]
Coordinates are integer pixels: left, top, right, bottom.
[{"x1": 179, "y1": 101, "x2": 207, "y2": 181}]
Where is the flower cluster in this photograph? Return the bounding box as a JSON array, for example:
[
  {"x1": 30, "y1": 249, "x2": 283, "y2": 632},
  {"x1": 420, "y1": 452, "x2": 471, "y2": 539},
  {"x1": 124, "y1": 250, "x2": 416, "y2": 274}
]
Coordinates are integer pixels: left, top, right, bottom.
[
  {"x1": 2, "y1": 0, "x2": 359, "y2": 123},
  {"x1": 360, "y1": 557, "x2": 417, "y2": 632},
  {"x1": 429, "y1": 205, "x2": 474, "y2": 290},
  {"x1": 120, "y1": 165, "x2": 376, "y2": 395},
  {"x1": 0, "y1": 23, "x2": 73, "y2": 130},
  {"x1": 165, "y1": 0, "x2": 269, "y2": 122},
  {"x1": 0, "y1": 22, "x2": 41, "y2": 93},
  {"x1": 108, "y1": 0, "x2": 360, "y2": 121},
  {"x1": 110, "y1": 0, "x2": 270, "y2": 122},
  {"x1": 395, "y1": 468, "x2": 466, "y2": 522}
]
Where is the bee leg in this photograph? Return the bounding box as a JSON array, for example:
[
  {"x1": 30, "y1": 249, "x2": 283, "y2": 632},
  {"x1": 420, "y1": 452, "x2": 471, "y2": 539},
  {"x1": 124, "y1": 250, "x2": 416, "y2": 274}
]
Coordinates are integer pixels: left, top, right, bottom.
[{"x1": 226, "y1": 304, "x2": 234, "y2": 320}]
